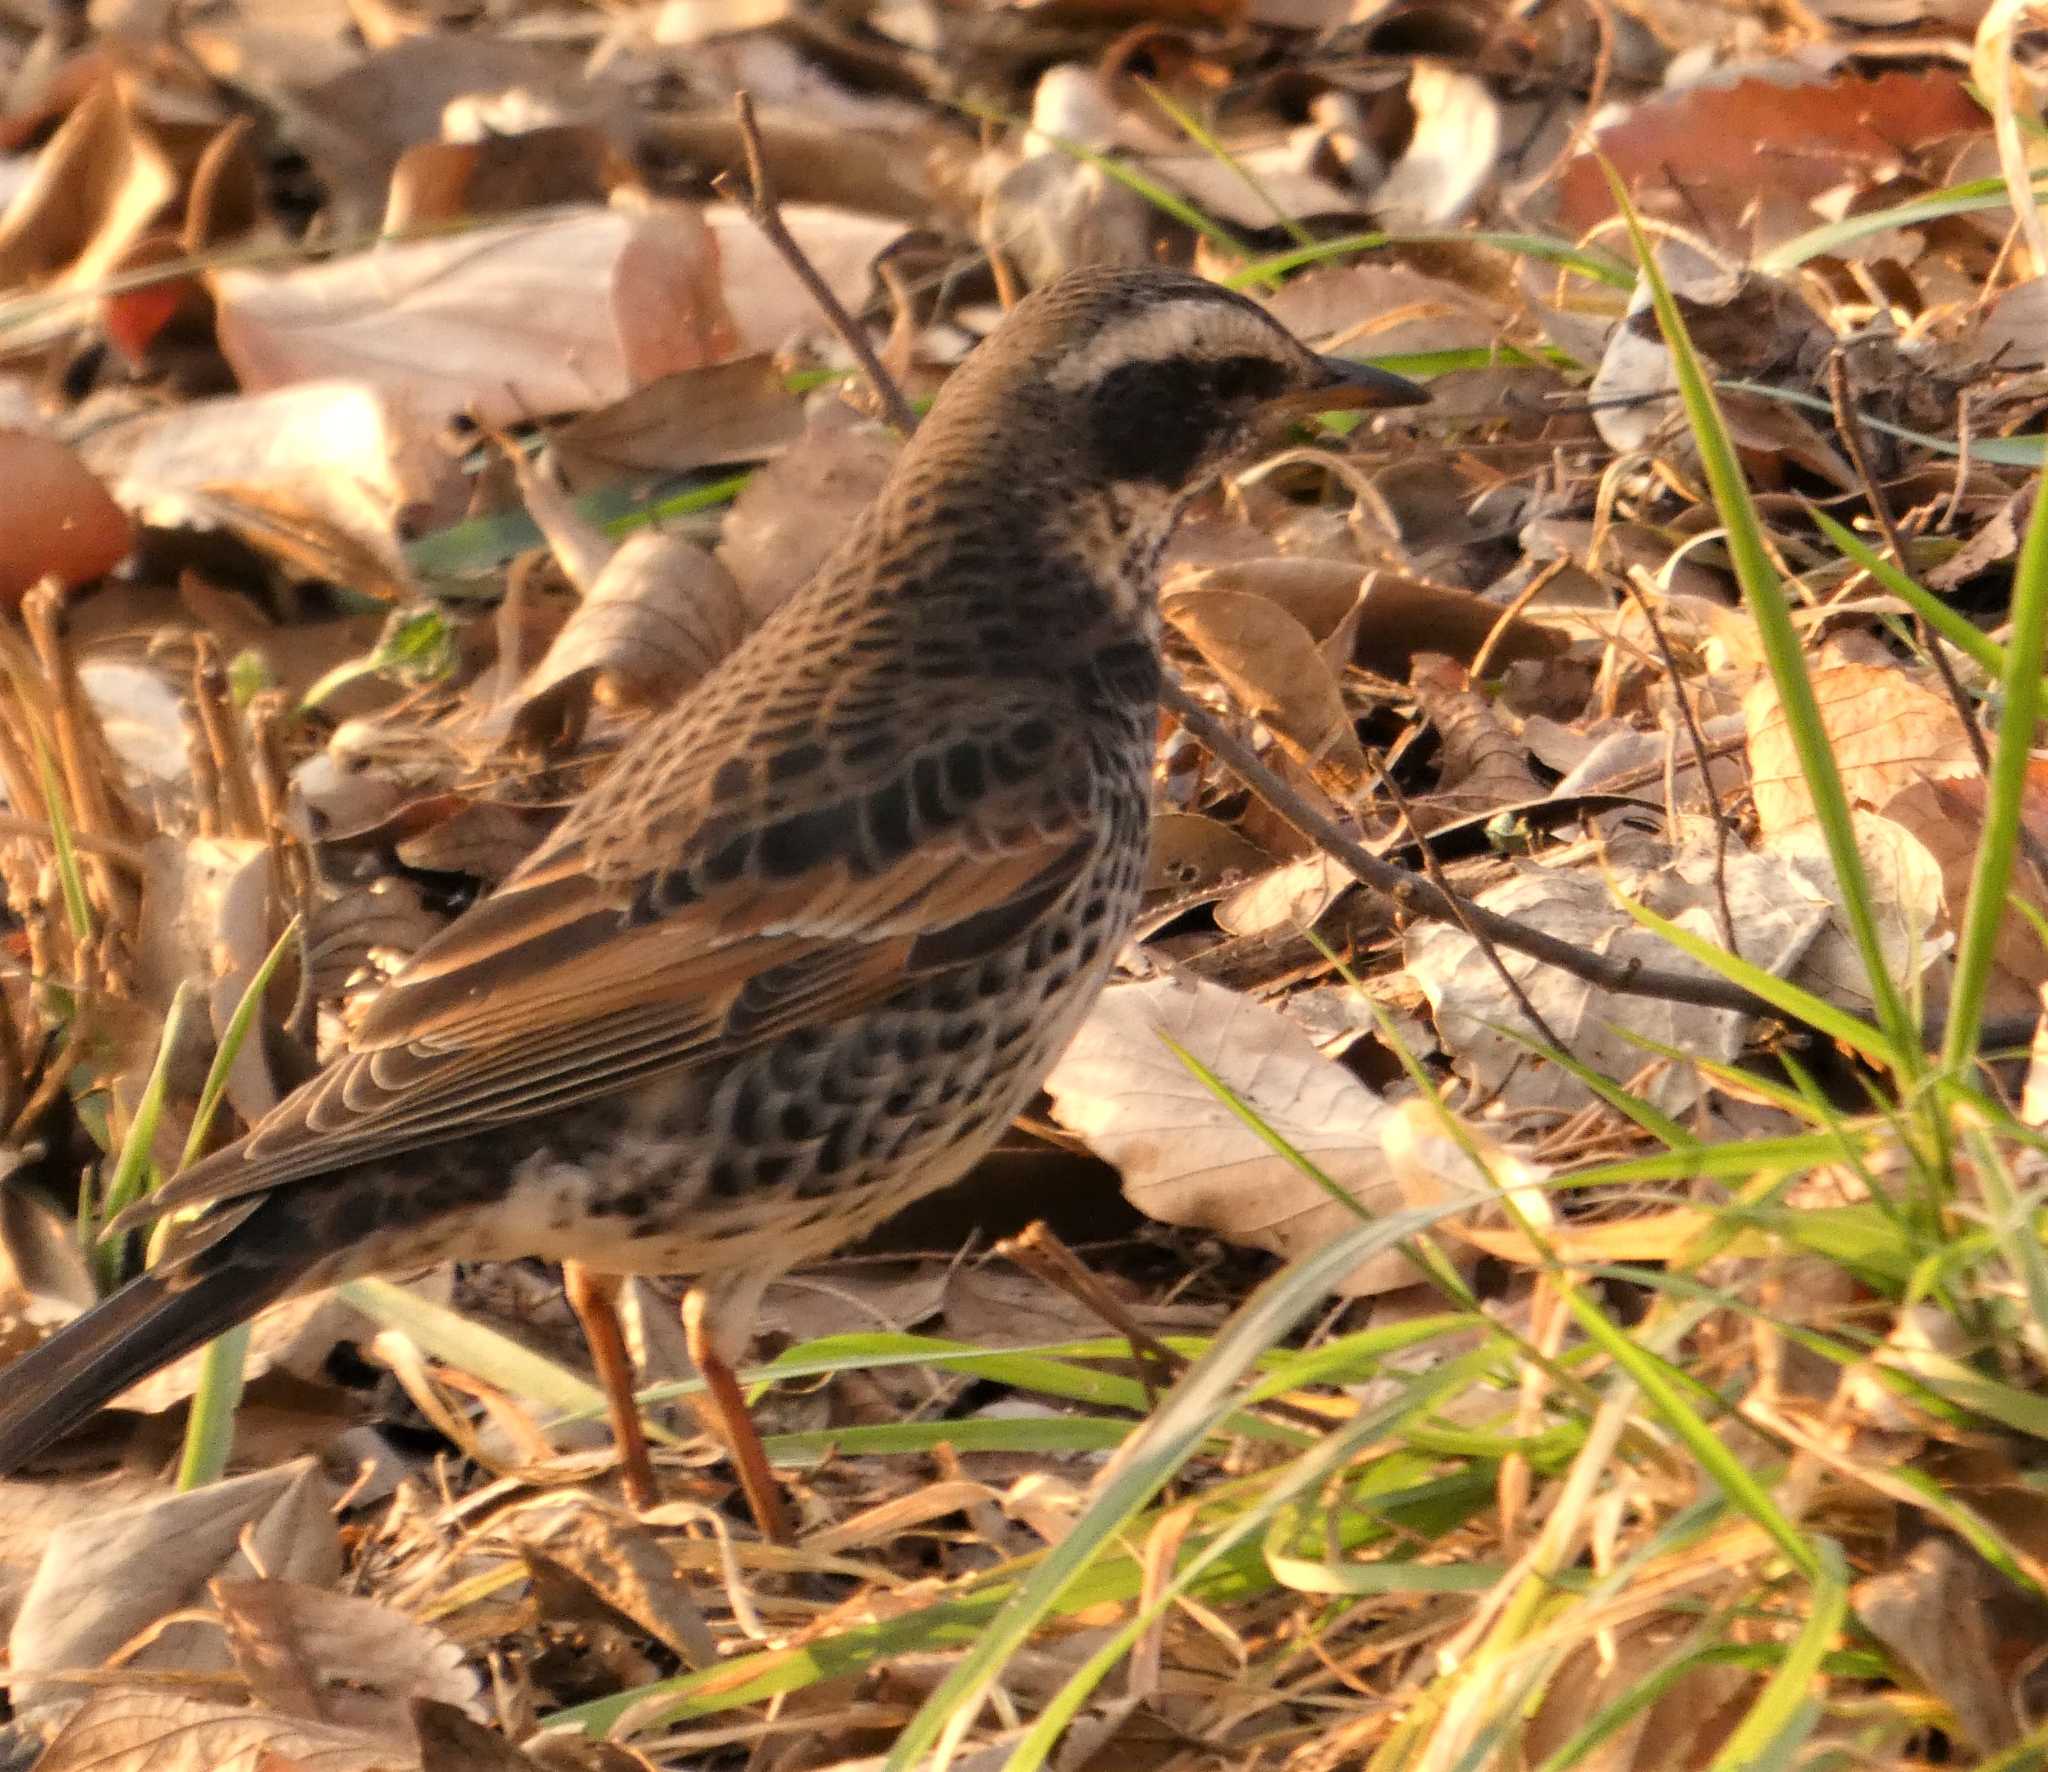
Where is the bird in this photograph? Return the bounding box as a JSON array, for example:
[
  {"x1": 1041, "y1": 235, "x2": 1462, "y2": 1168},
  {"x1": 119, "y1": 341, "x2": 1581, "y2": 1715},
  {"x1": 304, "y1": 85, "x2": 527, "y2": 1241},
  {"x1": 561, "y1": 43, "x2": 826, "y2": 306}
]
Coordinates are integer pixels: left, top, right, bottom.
[{"x1": 0, "y1": 264, "x2": 1426, "y2": 1525}]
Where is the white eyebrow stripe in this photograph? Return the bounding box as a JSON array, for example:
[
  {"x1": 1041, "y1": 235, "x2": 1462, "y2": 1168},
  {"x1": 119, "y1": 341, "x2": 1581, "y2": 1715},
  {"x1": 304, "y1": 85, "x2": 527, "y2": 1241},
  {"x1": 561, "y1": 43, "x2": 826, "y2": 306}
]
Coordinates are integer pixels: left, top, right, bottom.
[{"x1": 1045, "y1": 299, "x2": 1293, "y2": 393}]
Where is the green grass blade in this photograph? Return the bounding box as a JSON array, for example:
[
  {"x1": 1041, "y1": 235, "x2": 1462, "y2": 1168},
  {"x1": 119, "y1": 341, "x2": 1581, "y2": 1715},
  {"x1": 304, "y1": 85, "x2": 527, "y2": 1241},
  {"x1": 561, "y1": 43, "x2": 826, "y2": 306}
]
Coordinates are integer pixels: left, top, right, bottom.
[
  {"x1": 1704, "y1": 1539, "x2": 1846, "y2": 1771},
  {"x1": 1941, "y1": 466, "x2": 2048, "y2": 1072},
  {"x1": 1226, "y1": 230, "x2": 1634, "y2": 289},
  {"x1": 1807, "y1": 507, "x2": 2005, "y2": 676},
  {"x1": 883, "y1": 1203, "x2": 1460, "y2": 1772},
  {"x1": 172, "y1": 916, "x2": 309, "y2": 1489},
  {"x1": 94, "y1": 983, "x2": 192, "y2": 1286},
  {"x1": 32, "y1": 739, "x2": 93, "y2": 947},
  {"x1": 1601, "y1": 160, "x2": 1925, "y2": 1076},
  {"x1": 1136, "y1": 79, "x2": 1314, "y2": 247}
]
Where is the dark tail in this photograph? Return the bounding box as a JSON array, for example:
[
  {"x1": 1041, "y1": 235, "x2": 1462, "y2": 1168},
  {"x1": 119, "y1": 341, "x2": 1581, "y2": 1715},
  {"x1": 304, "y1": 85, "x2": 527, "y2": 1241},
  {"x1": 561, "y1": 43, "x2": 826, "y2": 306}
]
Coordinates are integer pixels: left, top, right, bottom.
[{"x1": 0, "y1": 1211, "x2": 313, "y2": 1475}]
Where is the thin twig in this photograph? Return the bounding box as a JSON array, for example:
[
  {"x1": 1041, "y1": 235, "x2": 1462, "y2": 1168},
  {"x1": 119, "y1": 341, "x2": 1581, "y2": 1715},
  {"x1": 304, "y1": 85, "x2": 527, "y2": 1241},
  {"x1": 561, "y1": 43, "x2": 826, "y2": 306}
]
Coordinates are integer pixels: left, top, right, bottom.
[
  {"x1": 1826, "y1": 351, "x2": 1993, "y2": 780},
  {"x1": 714, "y1": 92, "x2": 921, "y2": 437},
  {"x1": 1161, "y1": 678, "x2": 1786, "y2": 1022},
  {"x1": 1366, "y1": 754, "x2": 1570, "y2": 1055},
  {"x1": 1826, "y1": 353, "x2": 2048, "y2": 896},
  {"x1": 1621, "y1": 567, "x2": 1739, "y2": 956}
]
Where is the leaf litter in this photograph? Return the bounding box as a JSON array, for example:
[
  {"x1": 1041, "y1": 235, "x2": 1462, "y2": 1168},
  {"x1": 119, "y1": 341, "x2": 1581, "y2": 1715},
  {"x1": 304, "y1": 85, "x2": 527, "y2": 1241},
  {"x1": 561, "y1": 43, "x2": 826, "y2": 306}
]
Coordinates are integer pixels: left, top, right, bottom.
[{"x1": 0, "y1": 0, "x2": 2046, "y2": 1765}]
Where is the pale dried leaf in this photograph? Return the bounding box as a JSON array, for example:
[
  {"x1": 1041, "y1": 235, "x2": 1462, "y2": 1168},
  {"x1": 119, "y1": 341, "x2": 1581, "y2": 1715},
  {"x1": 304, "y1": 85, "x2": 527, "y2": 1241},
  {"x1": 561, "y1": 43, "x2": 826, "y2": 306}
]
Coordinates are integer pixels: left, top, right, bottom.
[
  {"x1": 1163, "y1": 588, "x2": 1365, "y2": 775},
  {"x1": 703, "y1": 201, "x2": 906, "y2": 355},
  {"x1": 715, "y1": 414, "x2": 899, "y2": 621},
  {"x1": 215, "y1": 1578, "x2": 480, "y2": 1745},
  {"x1": 504, "y1": 532, "x2": 749, "y2": 751},
  {"x1": 10, "y1": 1459, "x2": 340, "y2": 1719},
  {"x1": 1144, "y1": 813, "x2": 1273, "y2": 896},
  {"x1": 1778, "y1": 812, "x2": 1949, "y2": 1013},
  {"x1": 214, "y1": 206, "x2": 736, "y2": 428},
  {"x1": 32, "y1": 1690, "x2": 409, "y2": 1772},
  {"x1": 79, "y1": 381, "x2": 445, "y2": 586},
  {"x1": 1745, "y1": 662, "x2": 1979, "y2": 839},
  {"x1": 1213, "y1": 852, "x2": 1350, "y2": 938},
  {"x1": 1406, "y1": 839, "x2": 1830, "y2": 1115},
  {"x1": 1042, "y1": 972, "x2": 1466, "y2": 1296}
]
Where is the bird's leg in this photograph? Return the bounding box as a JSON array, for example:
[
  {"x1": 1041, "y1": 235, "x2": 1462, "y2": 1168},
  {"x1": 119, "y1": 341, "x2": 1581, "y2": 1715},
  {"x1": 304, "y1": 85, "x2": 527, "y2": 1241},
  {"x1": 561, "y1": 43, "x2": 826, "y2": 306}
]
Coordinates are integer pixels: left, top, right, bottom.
[
  {"x1": 681, "y1": 1285, "x2": 793, "y2": 1544},
  {"x1": 562, "y1": 1262, "x2": 657, "y2": 1510}
]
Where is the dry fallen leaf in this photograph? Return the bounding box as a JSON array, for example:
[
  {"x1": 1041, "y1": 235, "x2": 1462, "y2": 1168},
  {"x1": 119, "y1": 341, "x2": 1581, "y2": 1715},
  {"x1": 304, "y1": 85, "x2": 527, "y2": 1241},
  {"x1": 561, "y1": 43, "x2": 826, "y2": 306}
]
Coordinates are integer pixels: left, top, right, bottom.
[
  {"x1": 1406, "y1": 838, "x2": 1830, "y2": 1115},
  {"x1": 215, "y1": 1578, "x2": 481, "y2": 1746},
  {"x1": 0, "y1": 431, "x2": 132, "y2": 602},
  {"x1": 1163, "y1": 588, "x2": 1366, "y2": 778},
  {"x1": 1745, "y1": 662, "x2": 1979, "y2": 839},
  {"x1": 213, "y1": 204, "x2": 737, "y2": 428},
  {"x1": 30, "y1": 1690, "x2": 410, "y2": 1772},
  {"x1": 1042, "y1": 971, "x2": 1475, "y2": 1295},
  {"x1": 9, "y1": 1459, "x2": 340, "y2": 1721},
  {"x1": 505, "y1": 532, "x2": 750, "y2": 751},
  {"x1": 715, "y1": 412, "x2": 899, "y2": 620}
]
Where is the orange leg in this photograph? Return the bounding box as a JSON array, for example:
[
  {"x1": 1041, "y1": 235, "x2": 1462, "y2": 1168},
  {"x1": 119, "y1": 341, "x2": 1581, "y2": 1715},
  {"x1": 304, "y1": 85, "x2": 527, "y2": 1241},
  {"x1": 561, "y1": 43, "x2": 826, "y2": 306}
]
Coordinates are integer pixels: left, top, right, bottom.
[
  {"x1": 682, "y1": 1286, "x2": 792, "y2": 1543},
  {"x1": 563, "y1": 1262, "x2": 657, "y2": 1510}
]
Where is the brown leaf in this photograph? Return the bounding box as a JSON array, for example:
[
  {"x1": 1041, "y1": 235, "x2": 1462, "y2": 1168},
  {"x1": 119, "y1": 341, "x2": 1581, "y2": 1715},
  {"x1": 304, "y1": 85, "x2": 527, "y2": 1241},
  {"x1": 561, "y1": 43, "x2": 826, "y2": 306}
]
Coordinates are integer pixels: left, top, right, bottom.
[
  {"x1": 1163, "y1": 588, "x2": 1366, "y2": 778},
  {"x1": 413, "y1": 1700, "x2": 546, "y2": 1772},
  {"x1": 1745, "y1": 662, "x2": 1979, "y2": 839},
  {"x1": 504, "y1": 532, "x2": 749, "y2": 752},
  {"x1": 0, "y1": 80, "x2": 178, "y2": 309},
  {"x1": 9, "y1": 1460, "x2": 340, "y2": 1720},
  {"x1": 31, "y1": 1691, "x2": 407, "y2": 1772},
  {"x1": 213, "y1": 205, "x2": 737, "y2": 429},
  {"x1": 549, "y1": 357, "x2": 805, "y2": 490},
  {"x1": 215, "y1": 1578, "x2": 480, "y2": 1745},
  {"x1": 0, "y1": 432, "x2": 131, "y2": 603},
  {"x1": 384, "y1": 126, "x2": 637, "y2": 232}
]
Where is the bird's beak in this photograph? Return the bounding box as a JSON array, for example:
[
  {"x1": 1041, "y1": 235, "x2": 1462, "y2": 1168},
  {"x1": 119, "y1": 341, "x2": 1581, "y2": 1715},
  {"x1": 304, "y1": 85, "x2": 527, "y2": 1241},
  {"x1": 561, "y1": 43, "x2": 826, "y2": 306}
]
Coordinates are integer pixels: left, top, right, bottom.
[{"x1": 1252, "y1": 354, "x2": 1428, "y2": 427}]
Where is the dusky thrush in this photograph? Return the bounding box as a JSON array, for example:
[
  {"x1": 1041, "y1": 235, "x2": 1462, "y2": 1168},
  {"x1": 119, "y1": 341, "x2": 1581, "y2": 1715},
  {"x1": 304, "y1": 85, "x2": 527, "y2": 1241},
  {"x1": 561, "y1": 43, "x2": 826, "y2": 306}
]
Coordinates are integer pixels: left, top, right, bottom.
[{"x1": 0, "y1": 266, "x2": 1425, "y2": 1519}]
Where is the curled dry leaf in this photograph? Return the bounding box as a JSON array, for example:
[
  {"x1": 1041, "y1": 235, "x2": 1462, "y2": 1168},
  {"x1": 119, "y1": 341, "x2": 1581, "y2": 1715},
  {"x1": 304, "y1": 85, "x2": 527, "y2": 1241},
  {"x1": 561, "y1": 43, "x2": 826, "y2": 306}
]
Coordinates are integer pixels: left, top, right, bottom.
[
  {"x1": 0, "y1": 80, "x2": 179, "y2": 337},
  {"x1": 1406, "y1": 840, "x2": 1832, "y2": 1116},
  {"x1": 1163, "y1": 587, "x2": 1366, "y2": 778},
  {"x1": 29, "y1": 1690, "x2": 410, "y2": 1772},
  {"x1": 1144, "y1": 812, "x2": 1273, "y2": 897},
  {"x1": 9, "y1": 1459, "x2": 340, "y2": 1721},
  {"x1": 1353, "y1": 575, "x2": 1569, "y2": 677},
  {"x1": 215, "y1": 1578, "x2": 481, "y2": 1746},
  {"x1": 79, "y1": 380, "x2": 448, "y2": 590},
  {"x1": 505, "y1": 532, "x2": 749, "y2": 752},
  {"x1": 1745, "y1": 662, "x2": 1979, "y2": 840},
  {"x1": 214, "y1": 204, "x2": 737, "y2": 429},
  {"x1": 1886, "y1": 773, "x2": 2048, "y2": 1014},
  {"x1": 1041, "y1": 972, "x2": 1484, "y2": 1296}
]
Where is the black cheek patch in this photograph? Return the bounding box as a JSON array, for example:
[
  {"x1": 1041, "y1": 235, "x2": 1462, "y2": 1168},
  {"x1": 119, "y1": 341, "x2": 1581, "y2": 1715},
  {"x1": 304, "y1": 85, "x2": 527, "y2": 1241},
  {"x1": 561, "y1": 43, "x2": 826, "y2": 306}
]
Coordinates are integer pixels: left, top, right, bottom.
[{"x1": 1086, "y1": 359, "x2": 1220, "y2": 487}]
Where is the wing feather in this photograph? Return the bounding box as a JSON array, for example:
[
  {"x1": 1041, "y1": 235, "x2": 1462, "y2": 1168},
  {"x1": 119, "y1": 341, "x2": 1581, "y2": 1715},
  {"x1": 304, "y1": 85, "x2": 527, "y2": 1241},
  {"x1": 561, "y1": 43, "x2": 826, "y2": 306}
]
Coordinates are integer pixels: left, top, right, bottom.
[{"x1": 126, "y1": 732, "x2": 1095, "y2": 1228}]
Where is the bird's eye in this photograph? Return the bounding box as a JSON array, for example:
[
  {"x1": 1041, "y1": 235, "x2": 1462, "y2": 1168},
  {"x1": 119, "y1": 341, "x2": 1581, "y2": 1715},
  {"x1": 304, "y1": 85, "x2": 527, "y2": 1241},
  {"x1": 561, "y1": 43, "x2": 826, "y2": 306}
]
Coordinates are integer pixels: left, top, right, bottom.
[{"x1": 1207, "y1": 355, "x2": 1287, "y2": 402}]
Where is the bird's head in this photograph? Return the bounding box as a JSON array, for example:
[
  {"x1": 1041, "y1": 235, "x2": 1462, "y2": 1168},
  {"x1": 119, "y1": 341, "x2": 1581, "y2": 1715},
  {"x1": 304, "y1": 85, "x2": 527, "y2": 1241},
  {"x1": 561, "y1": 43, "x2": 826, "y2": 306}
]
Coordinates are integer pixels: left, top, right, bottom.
[{"x1": 923, "y1": 265, "x2": 1429, "y2": 506}]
